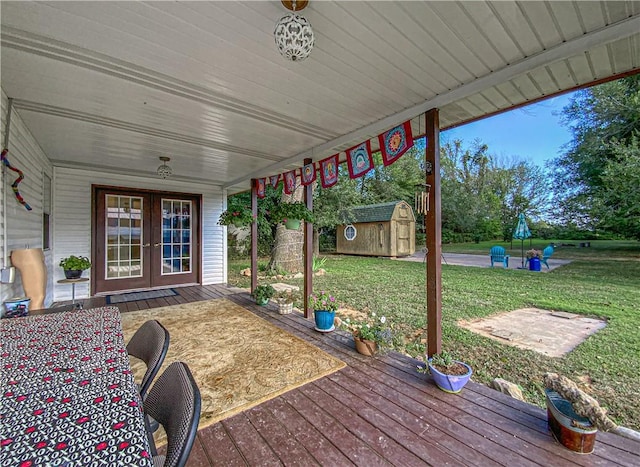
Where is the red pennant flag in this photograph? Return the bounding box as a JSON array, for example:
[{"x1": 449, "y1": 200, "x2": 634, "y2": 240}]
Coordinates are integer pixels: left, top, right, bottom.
[
  {"x1": 319, "y1": 154, "x2": 339, "y2": 188},
  {"x1": 256, "y1": 178, "x2": 266, "y2": 198},
  {"x1": 301, "y1": 162, "x2": 316, "y2": 186},
  {"x1": 283, "y1": 170, "x2": 297, "y2": 194},
  {"x1": 346, "y1": 140, "x2": 373, "y2": 179},
  {"x1": 379, "y1": 121, "x2": 413, "y2": 166}
]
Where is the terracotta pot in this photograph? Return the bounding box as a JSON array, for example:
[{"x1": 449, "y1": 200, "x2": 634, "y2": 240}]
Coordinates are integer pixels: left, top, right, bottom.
[{"x1": 354, "y1": 337, "x2": 377, "y2": 356}]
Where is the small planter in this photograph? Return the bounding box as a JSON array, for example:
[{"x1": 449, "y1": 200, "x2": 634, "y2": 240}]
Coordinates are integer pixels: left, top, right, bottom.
[
  {"x1": 314, "y1": 309, "x2": 335, "y2": 332},
  {"x1": 428, "y1": 360, "x2": 472, "y2": 393},
  {"x1": 64, "y1": 269, "x2": 83, "y2": 279},
  {"x1": 545, "y1": 389, "x2": 597, "y2": 454},
  {"x1": 278, "y1": 302, "x2": 293, "y2": 315},
  {"x1": 284, "y1": 219, "x2": 301, "y2": 230},
  {"x1": 354, "y1": 337, "x2": 377, "y2": 356},
  {"x1": 255, "y1": 297, "x2": 269, "y2": 306},
  {"x1": 529, "y1": 257, "x2": 541, "y2": 271}
]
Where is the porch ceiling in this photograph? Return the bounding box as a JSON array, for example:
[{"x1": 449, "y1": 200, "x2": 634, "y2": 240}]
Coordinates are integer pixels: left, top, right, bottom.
[{"x1": 1, "y1": 1, "x2": 638, "y2": 194}]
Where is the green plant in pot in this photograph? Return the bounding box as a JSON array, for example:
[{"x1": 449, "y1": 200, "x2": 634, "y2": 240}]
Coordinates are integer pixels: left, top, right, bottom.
[
  {"x1": 416, "y1": 351, "x2": 472, "y2": 394},
  {"x1": 251, "y1": 284, "x2": 275, "y2": 306},
  {"x1": 270, "y1": 202, "x2": 314, "y2": 230},
  {"x1": 59, "y1": 255, "x2": 91, "y2": 279}
]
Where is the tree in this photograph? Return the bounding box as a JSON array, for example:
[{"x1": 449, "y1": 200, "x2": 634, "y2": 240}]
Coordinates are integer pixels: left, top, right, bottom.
[{"x1": 551, "y1": 75, "x2": 640, "y2": 238}]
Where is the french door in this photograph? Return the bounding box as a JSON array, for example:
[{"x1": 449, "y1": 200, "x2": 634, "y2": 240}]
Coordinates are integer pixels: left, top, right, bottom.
[{"x1": 93, "y1": 187, "x2": 200, "y2": 294}]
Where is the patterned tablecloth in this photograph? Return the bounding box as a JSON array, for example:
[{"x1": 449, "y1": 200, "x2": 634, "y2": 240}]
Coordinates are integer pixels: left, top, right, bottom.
[{"x1": 0, "y1": 307, "x2": 153, "y2": 466}]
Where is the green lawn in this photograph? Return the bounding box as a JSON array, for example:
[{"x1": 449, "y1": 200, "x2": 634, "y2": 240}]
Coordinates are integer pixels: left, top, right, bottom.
[{"x1": 228, "y1": 240, "x2": 640, "y2": 431}]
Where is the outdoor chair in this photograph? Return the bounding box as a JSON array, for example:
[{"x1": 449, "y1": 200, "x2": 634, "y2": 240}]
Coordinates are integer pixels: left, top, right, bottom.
[
  {"x1": 489, "y1": 246, "x2": 510, "y2": 268},
  {"x1": 144, "y1": 362, "x2": 201, "y2": 467},
  {"x1": 126, "y1": 320, "x2": 170, "y2": 400}
]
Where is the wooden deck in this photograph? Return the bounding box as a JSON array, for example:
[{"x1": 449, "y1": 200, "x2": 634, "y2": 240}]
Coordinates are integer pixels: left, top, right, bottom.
[{"x1": 73, "y1": 285, "x2": 640, "y2": 466}]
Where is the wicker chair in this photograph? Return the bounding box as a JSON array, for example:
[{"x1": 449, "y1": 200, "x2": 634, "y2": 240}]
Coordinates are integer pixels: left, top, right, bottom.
[
  {"x1": 126, "y1": 320, "x2": 170, "y2": 400},
  {"x1": 144, "y1": 362, "x2": 201, "y2": 467}
]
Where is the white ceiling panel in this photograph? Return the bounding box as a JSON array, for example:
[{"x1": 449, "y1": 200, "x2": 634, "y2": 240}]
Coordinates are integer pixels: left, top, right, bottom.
[{"x1": 1, "y1": 1, "x2": 638, "y2": 193}]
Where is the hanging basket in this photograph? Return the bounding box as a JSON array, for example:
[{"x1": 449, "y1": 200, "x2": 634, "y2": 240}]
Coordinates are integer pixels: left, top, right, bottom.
[{"x1": 284, "y1": 219, "x2": 301, "y2": 230}]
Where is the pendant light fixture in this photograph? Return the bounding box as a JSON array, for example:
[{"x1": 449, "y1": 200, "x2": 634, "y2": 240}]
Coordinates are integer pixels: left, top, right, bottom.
[
  {"x1": 157, "y1": 156, "x2": 172, "y2": 179},
  {"x1": 274, "y1": 0, "x2": 314, "y2": 62}
]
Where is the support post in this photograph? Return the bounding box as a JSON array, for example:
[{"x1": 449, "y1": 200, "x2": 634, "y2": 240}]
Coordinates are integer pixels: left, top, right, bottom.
[
  {"x1": 250, "y1": 179, "x2": 258, "y2": 293},
  {"x1": 425, "y1": 109, "x2": 442, "y2": 357},
  {"x1": 303, "y1": 158, "x2": 313, "y2": 319}
]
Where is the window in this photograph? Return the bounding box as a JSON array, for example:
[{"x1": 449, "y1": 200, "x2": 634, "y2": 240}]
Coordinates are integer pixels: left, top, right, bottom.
[
  {"x1": 42, "y1": 173, "x2": 51, "y2": 250},
  {"x1": 344, "y1": 224, "x2": 357, "y2": 241}
]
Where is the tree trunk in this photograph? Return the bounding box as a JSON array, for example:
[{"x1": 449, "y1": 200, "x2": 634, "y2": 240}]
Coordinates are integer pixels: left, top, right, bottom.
[{"x1": 268, "y1": 183, "x2": 305, "y2": 274}]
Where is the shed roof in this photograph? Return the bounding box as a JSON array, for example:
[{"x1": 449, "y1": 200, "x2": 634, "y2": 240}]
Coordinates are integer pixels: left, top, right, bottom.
[{"x1": 341, "y1": 201, "x2": 409, "y2": 224}]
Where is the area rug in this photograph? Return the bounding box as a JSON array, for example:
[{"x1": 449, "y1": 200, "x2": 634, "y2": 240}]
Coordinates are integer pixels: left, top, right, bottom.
[
  {"x1": 106, "y1": 288, "x2": 178, "y2": 304},
  {"x1": 120, "y1": 299, "x2": 345, "y2": 443}
]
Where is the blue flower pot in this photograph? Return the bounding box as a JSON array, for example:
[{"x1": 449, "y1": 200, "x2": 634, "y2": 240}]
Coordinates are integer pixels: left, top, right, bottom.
[
  {"x1": 529, "y1": 257, "x2": 541, "y2": 271},
  {"x1": 314, "y1": 310, "x2": 335, "y2": 332},
  {"x1": 428, "y1": 360, "x2": 472, "y2": 393}
]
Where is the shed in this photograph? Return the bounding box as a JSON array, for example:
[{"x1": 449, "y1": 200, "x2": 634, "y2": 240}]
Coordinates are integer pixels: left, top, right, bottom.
[{"x1": 336, "y1": 201, "x2": 415, "y2": 257}]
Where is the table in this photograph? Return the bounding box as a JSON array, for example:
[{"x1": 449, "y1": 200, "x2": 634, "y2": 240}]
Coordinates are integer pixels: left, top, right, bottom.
[
  {"x1": 57, "y1": 277, "x2": 90, "y2": 308},
  {"x1": 0, "y1": 307, "x2": 154, "y2": 466}
]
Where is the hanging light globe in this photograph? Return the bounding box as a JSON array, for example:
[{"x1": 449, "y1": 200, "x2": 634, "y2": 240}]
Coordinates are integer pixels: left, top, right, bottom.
[
  {"x1": 157, "y1": 156, "x2": 172, "y2": 179},
  {"x1": 274, "y1": 12, "x2": 314, "y2": 62}
]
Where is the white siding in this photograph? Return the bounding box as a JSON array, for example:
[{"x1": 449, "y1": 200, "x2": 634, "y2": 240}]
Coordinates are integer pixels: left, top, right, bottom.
[
  {"x1": 53, "y1": 167, "x2": 225, "y2": 302},
  {"x1": 0, "y1": 90, "x2": 54, "y2": 309}
]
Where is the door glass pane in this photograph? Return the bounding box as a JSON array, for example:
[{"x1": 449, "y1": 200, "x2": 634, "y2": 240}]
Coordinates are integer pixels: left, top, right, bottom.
[
  {"x1": 161, "y1": 199, "x2": 192, "y2": 275},
  {"x1": 105, "y1": 194, "x2": 143, "y2": 279}
]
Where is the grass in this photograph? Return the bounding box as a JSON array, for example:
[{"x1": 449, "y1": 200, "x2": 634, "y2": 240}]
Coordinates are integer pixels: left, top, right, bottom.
[{"x1": 228, "y1": 240, "x2": 640, "y2": 431}]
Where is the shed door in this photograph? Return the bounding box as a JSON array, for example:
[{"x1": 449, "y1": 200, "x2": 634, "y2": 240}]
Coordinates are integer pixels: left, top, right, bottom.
[{"x1": 396, "y1": 221, "x2": 411, "y2": 256}]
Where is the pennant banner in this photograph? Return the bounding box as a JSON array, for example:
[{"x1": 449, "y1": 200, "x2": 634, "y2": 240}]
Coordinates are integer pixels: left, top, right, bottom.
[
  {"x1": 379, "y1": 120, "x2": 413, "y2": 166},
  {"x1": 301, "y1": 162, "x2": 316, "y2": 186},
  {"x1": 346, "y1": 140, "x2": 373, "y2": 179},
  {"x1": 269, "y1": 174, "x2": 280, "y2": 188},
  {"x1": 319, "y1": 154, "x2": 339, "y2": 188},
  {"x1": 256, "y1": 178, "x2": 266, "y2": 198},
  {"x1": 283, "y1": 170, "x2": 297, "y2": 194}
]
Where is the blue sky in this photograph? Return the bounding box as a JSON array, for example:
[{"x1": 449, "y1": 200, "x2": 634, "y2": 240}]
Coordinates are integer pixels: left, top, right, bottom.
[{"x1": 442, "y1": 92, "x2": 576, "y2": 167}]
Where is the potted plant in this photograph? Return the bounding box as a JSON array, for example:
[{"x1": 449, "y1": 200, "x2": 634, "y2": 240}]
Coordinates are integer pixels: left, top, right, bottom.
[
  {"x1": 526, "y1": 249, "x2": 542, "y2": 271},
  {"x1": 251, "y1": 284, "x2": 275, "y2": 306},
  {"x1": 59, "y1": 255, "x2": 91, "y2": 279},
  {"x1": 270, "y1": 201, "x2": 314, "y2": 230},
  {"x1": 274, "y1": 289, "x2": 298, "y2": 315},
  {"x1": 339, "y1": 311, "x2": 393, "y2": 356},
  {"x1": 218, "y1": 209, "x2": 253, "y2": 227},
  {"x1": 417, "y1": 351, "x2": 472, "y2": 393},
  {"x1": 308, "y1": 290, "x2": 338, "y2": 332}
]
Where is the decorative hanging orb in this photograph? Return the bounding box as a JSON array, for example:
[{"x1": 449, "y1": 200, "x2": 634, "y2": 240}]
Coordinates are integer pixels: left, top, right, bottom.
[
  {"x1": 157, "y1": 156, "x2": 172, "y2": 179},
  {"x1": 274, "y1": 13, "x2": 315, "y2": 62}
]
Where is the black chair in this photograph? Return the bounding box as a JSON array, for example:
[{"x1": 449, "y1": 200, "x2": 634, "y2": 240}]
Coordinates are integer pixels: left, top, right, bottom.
[
  {"x1": 126, "y1": 320, "x2": 170, "y2": 400},
  {"x1": 144, "y1": 362, "x2": 201, "y2": 467}
]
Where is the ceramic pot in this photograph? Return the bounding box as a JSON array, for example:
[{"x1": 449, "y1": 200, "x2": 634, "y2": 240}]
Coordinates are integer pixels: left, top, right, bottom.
[
  {"x1": 428, "y1": 360, "x2": 472, "y2": 393},
  {"x1": 313, "y1": 309, "x2": 335, "y2": 332},
  {"x1": 354, "y1": 337, "x2": 377, "y2": 356},
  {"x1": 64, "y1": 269, "x2": 83, "y2": 279}
]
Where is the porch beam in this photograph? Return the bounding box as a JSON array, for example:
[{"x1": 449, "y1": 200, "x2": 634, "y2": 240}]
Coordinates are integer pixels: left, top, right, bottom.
[
  {"x1": 225, "y1": 14, "x2": 640, "y2": 189},
  {"x1": 425, "y1": 109, "x2": 442, "y2": 357},
  {"x1": 303, "y1": 158, "x2": 313, "y2": 319},
  {"x1": 250, "y1": 179, "x2": 258, "y2": 293}
]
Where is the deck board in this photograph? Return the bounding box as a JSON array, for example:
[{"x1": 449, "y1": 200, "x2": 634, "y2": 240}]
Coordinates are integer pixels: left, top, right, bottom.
[{"x1": 70, "y1": 284, "x2": 640, "y2": 466}]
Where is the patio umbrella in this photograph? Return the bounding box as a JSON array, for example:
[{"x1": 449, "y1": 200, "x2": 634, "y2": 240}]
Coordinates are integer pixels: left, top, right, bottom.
[{"x1": 513, "y1": 213, "x2": 531, "y2": 268}]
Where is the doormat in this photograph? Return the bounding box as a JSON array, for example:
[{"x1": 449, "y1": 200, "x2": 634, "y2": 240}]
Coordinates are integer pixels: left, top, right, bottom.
[
  {"x1": 106, "y1": 288, "x2": 178, "y2": 304},
  {"x1": 120, "y1": 299, "x2": 346, "y2": 446}
]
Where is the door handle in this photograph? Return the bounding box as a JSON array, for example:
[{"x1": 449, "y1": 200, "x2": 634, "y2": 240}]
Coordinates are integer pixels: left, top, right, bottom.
[
  {"x1": 142, "y1": 243, "x2": 150, "y2": 248},
  {"x1": 154, "y1": 243, "x2": 161, "y2": 247}
]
